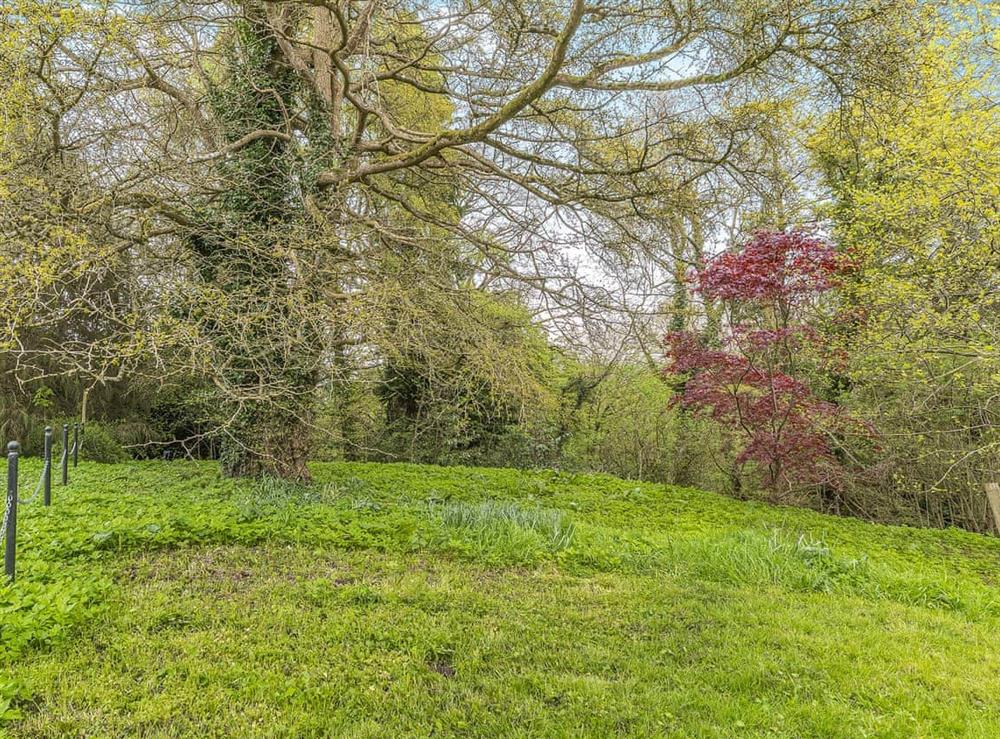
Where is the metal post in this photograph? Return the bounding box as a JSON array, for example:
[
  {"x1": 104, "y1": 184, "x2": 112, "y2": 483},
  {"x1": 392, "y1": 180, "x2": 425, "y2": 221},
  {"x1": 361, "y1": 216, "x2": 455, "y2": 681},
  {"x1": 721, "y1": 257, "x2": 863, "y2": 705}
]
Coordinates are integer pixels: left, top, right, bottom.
[
  {"x1": 73, "y1": 423, "x2": 79, "y2": 467},
  {"x1": 5, "y1": 441, "x2": 19, "y2": 581},
  {"x1": 61, "y1": 424, "x2": 69, "y2": 486},
  {"x1": 43, "y1": 426, "x2": 52, "y2": 506}
]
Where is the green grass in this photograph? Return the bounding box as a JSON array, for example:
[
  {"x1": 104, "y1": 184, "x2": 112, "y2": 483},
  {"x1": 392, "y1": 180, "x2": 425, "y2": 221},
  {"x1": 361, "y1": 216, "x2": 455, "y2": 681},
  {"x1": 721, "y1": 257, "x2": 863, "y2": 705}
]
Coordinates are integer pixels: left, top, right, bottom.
[{"x1": 2, "y1": 460, "x2": 1000, "y2": 736}]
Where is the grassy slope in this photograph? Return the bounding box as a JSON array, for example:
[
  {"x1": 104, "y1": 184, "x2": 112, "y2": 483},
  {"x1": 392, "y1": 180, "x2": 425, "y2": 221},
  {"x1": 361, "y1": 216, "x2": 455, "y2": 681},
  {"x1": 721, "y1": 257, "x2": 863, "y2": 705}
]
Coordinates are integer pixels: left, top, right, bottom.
[{"x1": 2, "y1": 460, "x2": 1000, "y2": 737}]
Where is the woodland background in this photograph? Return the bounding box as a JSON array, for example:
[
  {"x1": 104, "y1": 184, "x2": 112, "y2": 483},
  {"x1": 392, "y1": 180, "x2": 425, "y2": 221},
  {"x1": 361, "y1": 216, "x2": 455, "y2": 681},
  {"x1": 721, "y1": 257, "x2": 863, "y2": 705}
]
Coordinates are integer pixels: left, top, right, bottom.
[{"x1": 1, "y1": 0, "x2": 997, "y2": 531}]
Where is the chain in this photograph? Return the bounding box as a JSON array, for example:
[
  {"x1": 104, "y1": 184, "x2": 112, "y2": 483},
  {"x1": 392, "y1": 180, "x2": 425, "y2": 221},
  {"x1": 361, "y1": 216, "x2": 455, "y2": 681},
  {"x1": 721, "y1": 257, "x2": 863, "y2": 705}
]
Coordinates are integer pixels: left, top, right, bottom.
[
  {"x1": 0, "y1": 489, "x2": 10, "y2": 547},
  {"x1": 19, "y1": 458, "x2": 50, "y2": 506},
  {"x1": 2, "y1": 433, "x2": 76, "y2": 545}
]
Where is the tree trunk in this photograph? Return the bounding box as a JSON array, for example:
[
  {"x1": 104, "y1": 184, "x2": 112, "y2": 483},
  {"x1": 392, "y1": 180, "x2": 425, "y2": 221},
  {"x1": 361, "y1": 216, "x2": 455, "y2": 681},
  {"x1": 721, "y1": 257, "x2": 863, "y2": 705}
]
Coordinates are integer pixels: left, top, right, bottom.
[
  {"x1": 668, "y1": 213, "x2": 696, "y2": 487},
  {"x1": 194, "y1": 7, "x2": 325, "y2": 483},
  {"x1": 221, "y1": 402, "x2": 314, "y2": 481},
  {"x1": 213, "y1": 319, "x2": 322, "y2": 482}
]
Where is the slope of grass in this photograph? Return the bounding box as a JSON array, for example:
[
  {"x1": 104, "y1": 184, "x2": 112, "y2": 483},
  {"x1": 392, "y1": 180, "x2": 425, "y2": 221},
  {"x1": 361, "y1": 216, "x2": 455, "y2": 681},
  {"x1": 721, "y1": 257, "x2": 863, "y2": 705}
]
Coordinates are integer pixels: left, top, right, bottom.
[{"x1": 2, "y1": 460, "x2": 1000, "y2": 736}]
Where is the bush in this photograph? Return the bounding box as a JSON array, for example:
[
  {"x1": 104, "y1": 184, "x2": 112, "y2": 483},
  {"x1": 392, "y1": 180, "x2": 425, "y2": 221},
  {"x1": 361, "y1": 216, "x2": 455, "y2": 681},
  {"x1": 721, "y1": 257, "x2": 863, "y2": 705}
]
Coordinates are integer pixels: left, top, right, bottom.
[
  {"x1": 76, "y1": 423, "x2": 128, "y2": 463},
  {"x1": 9, "y1": 417, "x2": 126, "y2": 463},
  {"x1": 145, "y1": 384, "x2": 222, "y2": 460}
]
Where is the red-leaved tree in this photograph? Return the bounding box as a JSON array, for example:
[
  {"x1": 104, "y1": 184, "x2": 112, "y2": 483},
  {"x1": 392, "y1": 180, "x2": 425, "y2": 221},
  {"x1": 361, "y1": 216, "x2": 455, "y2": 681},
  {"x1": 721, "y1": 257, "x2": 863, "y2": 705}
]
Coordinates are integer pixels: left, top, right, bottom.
[{"x1": 665, "y1": 230, "x2": 870, "y2": 497}]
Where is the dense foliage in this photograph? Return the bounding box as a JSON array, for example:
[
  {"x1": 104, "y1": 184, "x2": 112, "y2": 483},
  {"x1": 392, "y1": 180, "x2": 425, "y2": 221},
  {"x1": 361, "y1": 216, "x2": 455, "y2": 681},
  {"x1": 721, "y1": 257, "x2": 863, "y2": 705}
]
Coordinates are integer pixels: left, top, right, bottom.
[{"x1": 809, "y1": 18, "x2": 999, "y2": 529}]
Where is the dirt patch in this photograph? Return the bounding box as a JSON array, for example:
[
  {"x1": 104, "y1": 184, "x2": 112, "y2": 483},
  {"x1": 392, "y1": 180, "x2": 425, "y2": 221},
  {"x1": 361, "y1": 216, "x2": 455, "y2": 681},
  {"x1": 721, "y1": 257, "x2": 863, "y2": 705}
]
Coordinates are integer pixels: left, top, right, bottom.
[
  {"x1": 425, "y1": 646, "x2": 457, "y2": 678},
  {"x1": 428, "y1": 658, "x2": 456, "y2": 678}
]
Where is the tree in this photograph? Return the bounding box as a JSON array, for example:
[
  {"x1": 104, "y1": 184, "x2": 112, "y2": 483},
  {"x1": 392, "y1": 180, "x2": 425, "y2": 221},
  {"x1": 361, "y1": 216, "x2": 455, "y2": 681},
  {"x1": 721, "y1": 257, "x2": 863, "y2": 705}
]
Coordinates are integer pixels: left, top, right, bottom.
[
  {"x1": 810, "y1": 7, "x2": 1000, "y2": 527},
  {"x1": 664, "y1": 230, "x2": 870, "y2": 499},
  {"x1": 558, "y1": 363, "x2": 681, "y2": 483},
  {"x1": 372, "y1": 287, "x2": 559, "y2": 465},
  {"x1": 0, "y1": 3, "x2": 157, "y2": 439}
]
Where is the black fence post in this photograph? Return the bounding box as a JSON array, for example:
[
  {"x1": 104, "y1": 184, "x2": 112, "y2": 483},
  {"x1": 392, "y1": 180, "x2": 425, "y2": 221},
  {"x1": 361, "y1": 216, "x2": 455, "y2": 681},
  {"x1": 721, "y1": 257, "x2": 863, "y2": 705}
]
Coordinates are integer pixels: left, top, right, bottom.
[
  {"x1": 62, "y1": 424, "x2": 69, "y2": 486},
  {"x1": 72, "y1": 423, "x2": 79, "y2": 468},
  {"x1": 5, "y1": 441, "x2": 19, "y2": 581},
  {"x1": 44, "y1": 426, "x2": 52, "y2": 506}
]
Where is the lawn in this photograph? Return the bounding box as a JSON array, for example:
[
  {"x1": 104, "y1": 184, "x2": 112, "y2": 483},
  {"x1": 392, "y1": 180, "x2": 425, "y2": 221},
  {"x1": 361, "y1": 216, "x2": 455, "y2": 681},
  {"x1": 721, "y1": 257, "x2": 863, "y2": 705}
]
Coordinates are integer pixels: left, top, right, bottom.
[{"x1": 2, "y1": 460, "x2": 1000, "y2": 736}]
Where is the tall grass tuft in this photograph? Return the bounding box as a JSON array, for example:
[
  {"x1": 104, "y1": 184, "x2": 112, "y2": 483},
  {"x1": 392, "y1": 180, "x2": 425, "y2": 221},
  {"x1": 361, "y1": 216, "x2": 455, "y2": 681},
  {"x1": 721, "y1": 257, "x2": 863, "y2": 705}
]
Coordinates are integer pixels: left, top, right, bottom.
[
  {"x1": 235, "y1": 476, "x2": 340, "y2": 521},
  {"x1": 438, "y1": 499, "x2": 576, "y2": 552}
]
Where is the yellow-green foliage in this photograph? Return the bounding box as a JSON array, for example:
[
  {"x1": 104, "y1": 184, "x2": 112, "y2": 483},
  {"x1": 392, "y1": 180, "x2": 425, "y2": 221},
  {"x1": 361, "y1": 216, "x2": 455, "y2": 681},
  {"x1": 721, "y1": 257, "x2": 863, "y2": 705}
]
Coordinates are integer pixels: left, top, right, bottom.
[
  {"x1": 0, "y1": 3, "x2": 147, "y2": 358},
  {"x1": 810, "y1": 10, "x2": 999, "y2": 526},
  {"x1": 558, "y1": 365, "x2": 728, "y2": 487}
]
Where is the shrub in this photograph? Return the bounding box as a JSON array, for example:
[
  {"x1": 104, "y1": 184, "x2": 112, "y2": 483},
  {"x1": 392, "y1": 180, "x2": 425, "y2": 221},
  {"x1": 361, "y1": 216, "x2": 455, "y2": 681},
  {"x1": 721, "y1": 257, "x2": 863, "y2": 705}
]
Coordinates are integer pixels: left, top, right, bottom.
[
  {"x1": 12, "y1": 418, "x2": 126, "y2": 463},
  {"x1": 75, "y1": 423, "x2": 128, "y2": 464}
]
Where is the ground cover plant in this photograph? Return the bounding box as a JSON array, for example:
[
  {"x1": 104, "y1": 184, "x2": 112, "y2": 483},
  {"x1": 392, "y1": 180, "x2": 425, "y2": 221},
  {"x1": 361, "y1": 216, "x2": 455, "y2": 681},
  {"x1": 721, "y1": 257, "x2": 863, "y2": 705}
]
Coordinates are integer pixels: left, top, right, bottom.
[{"x1": 2, "y1": 460, "x2": 1000, "y2": 736}]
